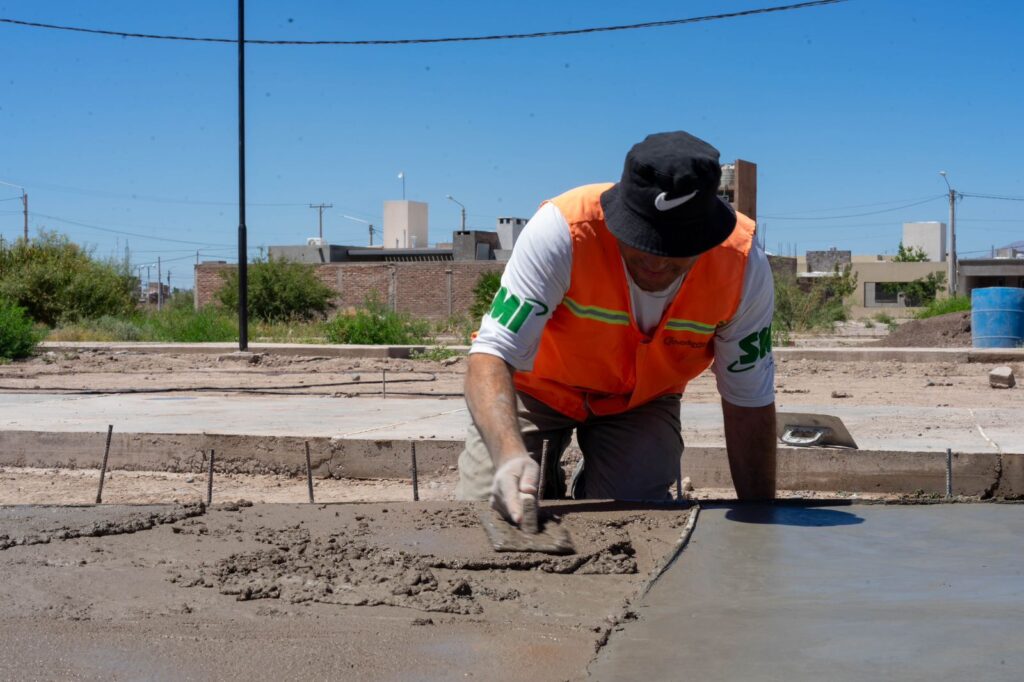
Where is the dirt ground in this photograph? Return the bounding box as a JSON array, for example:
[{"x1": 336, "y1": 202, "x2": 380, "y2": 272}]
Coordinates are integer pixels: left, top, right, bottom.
[
  {"x1": 1, "y1": 345, "x2": 1018, "y2": 409},
  {"x1": 874, "y1": 311, "x2": 973, "y2": 348}
]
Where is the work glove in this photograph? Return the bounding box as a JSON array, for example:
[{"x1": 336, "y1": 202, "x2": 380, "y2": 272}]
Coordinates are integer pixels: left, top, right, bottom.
[{"x1": 489, "y1": 455, "x2": 539, "y2": 526}]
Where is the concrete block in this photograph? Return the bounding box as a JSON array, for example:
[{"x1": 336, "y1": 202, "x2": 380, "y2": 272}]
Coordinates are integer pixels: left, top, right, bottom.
[{"x1": 989, "y1": 366, "x2": 1016, "y2": 389}]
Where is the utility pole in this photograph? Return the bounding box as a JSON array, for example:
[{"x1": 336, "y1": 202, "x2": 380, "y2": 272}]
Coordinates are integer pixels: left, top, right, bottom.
[
  {"x1": 309, "y1": 203, "x2": 333, "y2": 241},
  {"x1": 156, "y1": 257, "x2": 163, "y2": 311},
  {"x1": 0, "y1": 181, "x2": 27, "y2": 241},
  {"x1": 237, "y1": 0, "x2": 248, "y2": 352},
  {"x1": 940, "y1": 171, "x2": 958, "y2": 297}
]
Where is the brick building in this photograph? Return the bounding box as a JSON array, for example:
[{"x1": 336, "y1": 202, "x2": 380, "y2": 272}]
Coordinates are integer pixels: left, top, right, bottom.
[{"x1": 194, "y1": 260, "x2": 504, "y2": 321}]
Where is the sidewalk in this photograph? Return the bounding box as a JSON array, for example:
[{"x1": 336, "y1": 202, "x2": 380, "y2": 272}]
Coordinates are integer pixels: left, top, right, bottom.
[{"x1": 1, "y1": 392, "x2": 1020, "y2": 496}]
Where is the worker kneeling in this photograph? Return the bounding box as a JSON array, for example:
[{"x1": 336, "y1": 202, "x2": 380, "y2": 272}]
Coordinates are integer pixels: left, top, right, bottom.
[{"x1": 457, "y1": 131, "x2": 777, "y2": 526}]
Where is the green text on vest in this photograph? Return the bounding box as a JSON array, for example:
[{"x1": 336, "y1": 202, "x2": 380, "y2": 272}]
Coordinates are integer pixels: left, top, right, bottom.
[
  {"x1": 488, "y1": 287, "x2": 550, "y2": 333},
  {"x1": 727, "y1": 324, "x2": 772, "y2": 373}
]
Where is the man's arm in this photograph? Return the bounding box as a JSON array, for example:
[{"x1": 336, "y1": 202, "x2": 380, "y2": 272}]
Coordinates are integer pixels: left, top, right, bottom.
[
  {"x1": 465, "y1": 353, "x2": 537, "y2": 524},
  {"x1": 721, "y1": 398, "x2": 777, "y2": 500}
]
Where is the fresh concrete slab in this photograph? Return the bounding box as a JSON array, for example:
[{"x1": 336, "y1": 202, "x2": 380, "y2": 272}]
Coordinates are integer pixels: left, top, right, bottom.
[{"x1": 590, "y1": 502, "x2": 1024, "y2": 681}]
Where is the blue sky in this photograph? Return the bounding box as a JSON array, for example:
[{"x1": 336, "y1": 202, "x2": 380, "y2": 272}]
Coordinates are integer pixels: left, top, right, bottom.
[{"x1": 1, "y1": 0, "x2": 1022, "y2": 291}]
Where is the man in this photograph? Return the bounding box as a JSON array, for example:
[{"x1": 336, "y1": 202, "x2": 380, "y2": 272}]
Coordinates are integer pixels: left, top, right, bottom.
[{"x1": 457, "y1": 131, "x2": 776, "y2": 526}]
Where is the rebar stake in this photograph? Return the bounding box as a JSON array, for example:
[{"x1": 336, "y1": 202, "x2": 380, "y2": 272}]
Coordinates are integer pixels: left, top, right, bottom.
[
  {"x1": 305, "y1": 441, "x2": 315, "y2": 504},
  {"x1": 410, "y1": 441, "x2": 419, "y2": 502},
  {"x1": 945, "y1": 448, "x2": 953, "y2": 499},
  {"x1": 206, "y1": 449, "x2": 215, "y2": 507},
  {"x1": 95, "y1": 424, "x2": 113, "y2": 504},
  {"x1": 382, "y1": 369, "x2": 387, "y2": 399},
  {"x1": 537, "y1": 440, "x2": 549, "y2": 502}
]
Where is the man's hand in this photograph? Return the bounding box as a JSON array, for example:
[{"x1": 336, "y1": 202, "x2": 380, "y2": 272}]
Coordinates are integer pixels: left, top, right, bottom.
[{"x1": 489, "y1": 455, "x2": 539, "y2": 526}]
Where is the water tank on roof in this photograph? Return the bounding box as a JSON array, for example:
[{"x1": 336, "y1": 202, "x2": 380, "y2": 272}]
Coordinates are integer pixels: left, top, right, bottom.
[{"x1": 307, "y1": 237, "x2": 325, "y2": 246}]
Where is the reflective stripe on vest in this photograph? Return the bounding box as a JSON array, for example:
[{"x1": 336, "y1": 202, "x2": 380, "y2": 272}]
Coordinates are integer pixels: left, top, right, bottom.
[{"x1": 514, "y1": 183, "x2": 755, "y2": 421}]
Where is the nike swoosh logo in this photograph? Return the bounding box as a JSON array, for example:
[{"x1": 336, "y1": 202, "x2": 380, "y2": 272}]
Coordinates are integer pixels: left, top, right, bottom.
[{"x1": 654, "y1": 189, "x2": 699, "y2": 212}]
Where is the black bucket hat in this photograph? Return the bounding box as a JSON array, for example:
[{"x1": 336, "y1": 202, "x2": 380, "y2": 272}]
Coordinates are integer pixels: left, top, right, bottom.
[{"x1": 600, "y1": 131, "x2": 737, "y2": 257}]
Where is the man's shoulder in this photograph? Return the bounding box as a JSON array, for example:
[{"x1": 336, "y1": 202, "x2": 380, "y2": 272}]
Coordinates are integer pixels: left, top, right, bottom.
[{"x1": 546, "y1": 183, "x2": 615, "y2": 223}]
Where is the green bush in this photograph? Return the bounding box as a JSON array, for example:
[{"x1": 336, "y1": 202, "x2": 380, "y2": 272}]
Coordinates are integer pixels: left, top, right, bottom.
[
  {"x1": 0, "y1": 231, "x2": 137, "y2": 325},
  {"x1": 140, "y1": 305, "x2": 238, "y2": 342},
  {"x1": 915, "y1": 295, "x2": 971, "y2": 320},
  {"x1": 470, "y1": 270, "x2": 503, "y2": 323},
  {"x1": 216, "y1": 257, "x2": 335, "y2": 323},
  {"x1": 774, "y1": 266, "x2": 858, "y2": 333},
  {"x1": 324, "y1": 294, "x2": 430, "y2": 345},
  {"x1": 0, "y1": 298, "x2": 42, "y2": 359}
]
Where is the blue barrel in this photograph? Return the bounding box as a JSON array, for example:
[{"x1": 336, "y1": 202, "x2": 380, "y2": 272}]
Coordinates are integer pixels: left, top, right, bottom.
[{"x1": 972, "y1": 287, "x2": 1024, "y2": 348}]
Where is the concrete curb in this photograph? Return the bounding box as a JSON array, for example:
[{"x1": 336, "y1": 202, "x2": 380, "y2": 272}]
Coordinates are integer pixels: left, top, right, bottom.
[
  {"x1": 2, "y1": 430, "x2": 1020, "y2": 498},
  {"x1": 37, "y1": 341, "x2": 1024, "y2": 363}
]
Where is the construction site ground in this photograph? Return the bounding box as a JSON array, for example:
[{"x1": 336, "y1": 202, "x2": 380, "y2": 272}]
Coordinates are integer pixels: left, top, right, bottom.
[{"x1": 1, "y1": 320, "x2": 1022, "y2": 680}]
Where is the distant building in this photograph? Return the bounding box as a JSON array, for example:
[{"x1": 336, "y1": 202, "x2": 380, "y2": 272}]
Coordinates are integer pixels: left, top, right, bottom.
[
  {"x1": 902, "y1": 221, "x2": 946, "y2": 262},
  {"x1": 383, "y1": 200, "x2": 428, "y2": 249}
]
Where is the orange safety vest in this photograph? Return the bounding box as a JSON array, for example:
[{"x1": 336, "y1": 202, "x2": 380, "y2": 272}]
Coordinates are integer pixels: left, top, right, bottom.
[{"x1": 514, "y1": 183, "x2": 756, "y2": 421}]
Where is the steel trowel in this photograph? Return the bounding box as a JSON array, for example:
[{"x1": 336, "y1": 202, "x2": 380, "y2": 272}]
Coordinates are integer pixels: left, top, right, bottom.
[{"x1": 480, "y1": 493, "x2": 575, "y2": 555}]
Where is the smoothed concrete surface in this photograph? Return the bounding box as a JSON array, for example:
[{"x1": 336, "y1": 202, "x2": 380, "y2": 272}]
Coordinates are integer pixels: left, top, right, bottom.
[
  {"x1": 590, "y1": 502, "x2": 1024, "y2": 681},
  {"x1": 1, "y1": 394, "x2": 1022, "y2": 494}
]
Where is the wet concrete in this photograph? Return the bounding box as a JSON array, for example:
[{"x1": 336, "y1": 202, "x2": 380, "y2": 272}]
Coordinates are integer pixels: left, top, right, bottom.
[
  {"x1": 0, "y1": 501, "x2": 692, "y2": 681},
  {"x1": 590, "y1": 502, "x2": 1024, "y2": 681}
]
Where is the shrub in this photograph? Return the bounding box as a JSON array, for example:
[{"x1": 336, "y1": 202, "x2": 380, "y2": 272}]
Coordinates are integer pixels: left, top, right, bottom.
[
  {"x1": 0, "y1": 231, "x2": 137, "y2": 325},
  {"x1": 324, "y1": 294, "x2": 430, "y2": 345},
  {"x1": 774, "y1": 265, "x2": 858, "y2": 333},
  {"x1": 0, "y1": 298, "x2": 42, "y2": 359},
  {"x1": 915, "y1": 295, "x2": 971, "y2": 320},
  {"x1": 470, "y1": 270, "x2": 503, "y2": 323},
  {"x1": 140, "y1": 305, "x2": 238, "y2": 342},
  {"x1": 216, "y1": 257, "x2": 335, "y2": 323}
]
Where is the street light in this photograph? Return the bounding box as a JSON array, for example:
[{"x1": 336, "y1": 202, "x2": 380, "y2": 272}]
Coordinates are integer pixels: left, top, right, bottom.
[
  {"x1": 446, "y1": 194, "x2": 467, "y2": 231},
  {"x1": 342, "y1": 215, "x2": 376, "y2": 246},
  {"x1": 939, "y1": 171, "x2": 959, "y2": 296}
]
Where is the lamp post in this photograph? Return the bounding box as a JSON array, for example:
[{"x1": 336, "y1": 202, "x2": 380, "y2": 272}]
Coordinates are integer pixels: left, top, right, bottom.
[
  {"x1": 939, "y1": 171, "x2": 959, "y2": 297},
  {"x1": 398, "y1": 172, "x2": 406, "y2": 200},
  {"x1": 342, "y1": 214, "x2": 376, "y2": 246},
  {"x1": 446, "y1": 194, "x2": 467, "y2": 231}
]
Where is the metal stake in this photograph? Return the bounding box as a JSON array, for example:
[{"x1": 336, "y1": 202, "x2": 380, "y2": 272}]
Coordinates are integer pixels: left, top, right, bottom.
[
  {"x1": 946, "y1": 448, "x2": 953, "y2": 499},
  {"x1": 410, "y1": 442, "x2": 420, "y2": 501},
  {"x1": 305, "y1": 441, "x2": 315, "y2": 504},
  {"x1": 207, "y1": 449, "x2": 215, "y2": 507},
  {"x1": 382, "y1": 369, "x2": 387, "y2": 398},
  {"x1": 95, "y1": 424, "x2": 113, "y2": 504},
  {"x1": 537, "y1": 440, "x2": 549, "y2": 502}
]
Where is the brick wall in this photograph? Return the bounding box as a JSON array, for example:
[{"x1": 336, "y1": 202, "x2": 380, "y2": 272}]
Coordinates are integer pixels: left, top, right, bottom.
[{"x1": 194, "y1": 261, "x2": 505, "y2": 320}]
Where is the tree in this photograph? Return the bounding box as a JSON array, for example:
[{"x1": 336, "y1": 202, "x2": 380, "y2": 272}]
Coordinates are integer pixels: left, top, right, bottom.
[
  {"x1": 0, "y1": 231, "x2": 137, "y2": 326},
  {"x1": 883, "y1": 242, "x2": 946, "y2": 306},
  {"x1": 892, "y1": 242, "x2": 929, "y2": 263},
  {"x1": 215, "y1": 257, "x2": 335, "y2": 323}
]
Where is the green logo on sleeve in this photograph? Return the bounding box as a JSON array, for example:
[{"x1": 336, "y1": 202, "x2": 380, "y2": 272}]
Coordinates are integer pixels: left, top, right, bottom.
[
  {"x1": 727, "y1": 324, "x2": 772, "y2": 373},
  {"x1": 488, "y1": 287, "x2": 549, "y2": 333}
]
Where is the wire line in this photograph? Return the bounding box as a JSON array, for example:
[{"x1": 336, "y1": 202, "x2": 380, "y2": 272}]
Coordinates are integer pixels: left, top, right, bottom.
[
  {"x1": 0, "y1": 1, "x2": 849, "y2": 45},
  {"x1": 761, "y1": 195, "x2": 945, "y2": 220}
]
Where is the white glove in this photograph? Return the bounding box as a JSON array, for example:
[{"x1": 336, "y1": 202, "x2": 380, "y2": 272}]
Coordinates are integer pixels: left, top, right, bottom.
[{"x1": 489, "y1": 456, "x2": 539, "y2": 526}]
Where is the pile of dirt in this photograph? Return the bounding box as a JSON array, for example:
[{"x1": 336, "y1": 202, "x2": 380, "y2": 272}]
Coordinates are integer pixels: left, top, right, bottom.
[{"x1": 876, "y1": 312, "x2": 972, "y2": 348}]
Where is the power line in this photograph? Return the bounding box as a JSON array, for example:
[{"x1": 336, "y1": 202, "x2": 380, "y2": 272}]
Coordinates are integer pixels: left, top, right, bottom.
[
  {"x1": 759, "y1": 194, "x2": 945, "y2": 216},
  {"x1": 761, "y1": 195, "x2": 945, "y2": 220},
  {"x1": 960, "y1": 192, "x2": 1024, "y2": 202},
  {"x1": 0, "y1": 1, "x2": 849, "y2": 45},
  {"x1": 31, "y1": 211, "x2": 237, "y2": 247}
]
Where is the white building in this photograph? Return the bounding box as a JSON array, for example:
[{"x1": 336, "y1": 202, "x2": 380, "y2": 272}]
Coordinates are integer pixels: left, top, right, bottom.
[
  {"x1": 383, "y1": 200, "x2": 429, "y2": 249},
  {"x1": 902, "y1": 221, "x2": 946, "y2": 262}
]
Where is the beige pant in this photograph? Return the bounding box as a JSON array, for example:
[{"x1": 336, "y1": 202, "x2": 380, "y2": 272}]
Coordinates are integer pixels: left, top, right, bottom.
[{"x1": 456, "y1": 391, "x2": 683, "y2": 502}]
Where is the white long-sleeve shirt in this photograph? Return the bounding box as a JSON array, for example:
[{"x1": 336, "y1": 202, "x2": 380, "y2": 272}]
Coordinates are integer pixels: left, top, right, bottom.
[{"x1": 471, "y1": 201, "x2": 776, "y2": 408}]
